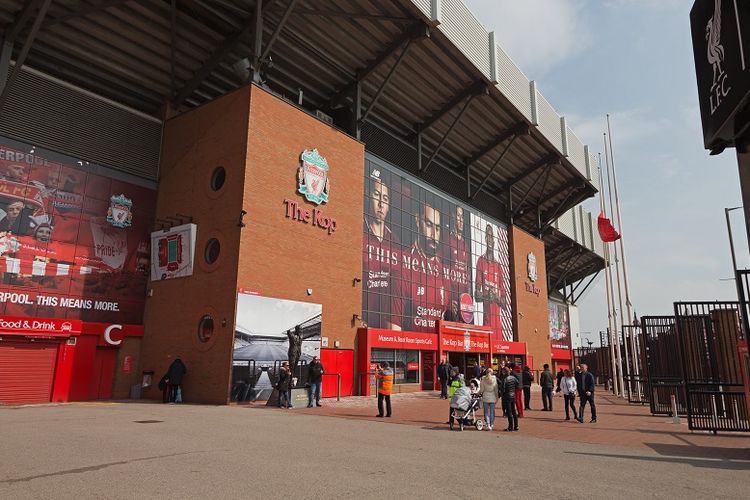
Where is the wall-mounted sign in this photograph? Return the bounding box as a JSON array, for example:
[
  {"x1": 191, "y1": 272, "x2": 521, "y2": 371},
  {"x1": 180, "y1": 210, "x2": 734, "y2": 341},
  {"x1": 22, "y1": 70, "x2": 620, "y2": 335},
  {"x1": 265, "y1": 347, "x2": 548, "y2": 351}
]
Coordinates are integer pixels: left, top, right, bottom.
[
  {"x1": 150, "y1": 223, "x2": 197, "y2": 281},
  {"x1": 0, "y1": 316, "x2": 82, "y2": 336},
  {"x1": 122, "y1": 354, "x2": 133, "y2": 374},
  {"x1": 527, "y1": 252, "x2": 538, "y2": 282},
  {"x1": 691, "y1": 0, "x2": 750, "y2": 149},
  {"x1": 107, "y1": 194, "x2": 133, "y2": 228},
  {"x1": 297, "y1": 149, "x2": 330, "y2": 205},
  {"x1": 283, "y1": 199, "x2": 337, "y2": 234}
]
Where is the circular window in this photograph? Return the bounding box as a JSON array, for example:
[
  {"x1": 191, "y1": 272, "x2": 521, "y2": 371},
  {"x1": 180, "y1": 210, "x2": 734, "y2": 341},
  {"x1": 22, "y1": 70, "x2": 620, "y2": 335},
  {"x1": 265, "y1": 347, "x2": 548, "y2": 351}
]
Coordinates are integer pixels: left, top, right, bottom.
[
  {"x1": 204, "y1": 238, "x2": 220, "y2": 264},
  {"x1": 198, "y1": 315, "x2": 214, "y2": 343},
  {"x1": 210, "y1": 166, "x2": 226, "y2": 191}
]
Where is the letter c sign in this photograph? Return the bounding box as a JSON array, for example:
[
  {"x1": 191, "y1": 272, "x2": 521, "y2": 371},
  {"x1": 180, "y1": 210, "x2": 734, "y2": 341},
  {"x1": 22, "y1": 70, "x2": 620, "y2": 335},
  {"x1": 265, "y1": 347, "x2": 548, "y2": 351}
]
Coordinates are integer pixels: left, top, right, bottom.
[{"x1": 104, "y1": 324, "x2": 123, "y2": 346}]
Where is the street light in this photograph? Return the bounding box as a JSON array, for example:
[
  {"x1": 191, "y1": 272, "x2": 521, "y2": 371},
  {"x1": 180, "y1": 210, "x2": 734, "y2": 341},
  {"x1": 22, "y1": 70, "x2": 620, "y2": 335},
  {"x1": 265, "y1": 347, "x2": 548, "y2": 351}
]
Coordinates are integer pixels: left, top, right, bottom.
[{"x1": 725, "y1": 206, "x2": 744, "y2": 300}]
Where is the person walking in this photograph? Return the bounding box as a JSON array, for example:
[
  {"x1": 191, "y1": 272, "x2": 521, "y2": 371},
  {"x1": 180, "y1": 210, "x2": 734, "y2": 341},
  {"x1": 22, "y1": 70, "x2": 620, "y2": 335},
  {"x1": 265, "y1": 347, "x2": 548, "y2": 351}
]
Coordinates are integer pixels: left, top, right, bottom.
[
  {"x1": 277, "y1": 361, "x2": 293, "y2": 409},
  {"x1": 512, "y1": 364, "x2": 524, "y2": 418},
  {"x1": 539, "y1": 364, "x2": 554, "y2": 411},
  {"x1": 375, "y1": 362, "x2": 393, "y2": 418},
  {"x1": 166, "y1": 357, "x2": 187, "y2": 404},
  {"x1": 437, "y1": 358, "x2": 452, "y2": 399},
  {"x1": 499, "y1": 367, "x2": 519, "y2": 431},
  {"x1": 479, "y1": 367, "x2": 498, "y2": 431},
  {"x1": 577, "y1": 363, "x2": 597, "y2": 423},
  {"x1": 556, "y1": 368, "x2": 564, "y2": 393},
  {"x1": 560, "y1": 369, "x2": 578, "y2": 421},
  {"x1": 307, "y1": 356, "x2": 324, "y2": 407},
  {"x1": 522, "y1": 366, "x2": 533, "y2": 410},
  {"x1": 446, "y1": 368, "x2": 463, "y2": 424}
]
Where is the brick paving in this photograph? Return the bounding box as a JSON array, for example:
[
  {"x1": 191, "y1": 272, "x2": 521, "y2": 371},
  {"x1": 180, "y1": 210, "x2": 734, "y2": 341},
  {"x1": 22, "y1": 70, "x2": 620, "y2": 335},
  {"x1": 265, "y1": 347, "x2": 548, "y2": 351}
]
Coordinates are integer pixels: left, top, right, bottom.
[{"x1": 256, "y1": 387, "x2": 750, "y2": 460}]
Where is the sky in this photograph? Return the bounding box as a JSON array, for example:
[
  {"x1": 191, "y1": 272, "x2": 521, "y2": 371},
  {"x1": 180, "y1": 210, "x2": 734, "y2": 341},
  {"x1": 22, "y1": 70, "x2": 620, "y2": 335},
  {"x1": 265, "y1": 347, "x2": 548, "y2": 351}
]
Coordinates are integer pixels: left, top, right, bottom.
[{"x1": 464, "y1": 0, "x2": 749, "y2": 345}]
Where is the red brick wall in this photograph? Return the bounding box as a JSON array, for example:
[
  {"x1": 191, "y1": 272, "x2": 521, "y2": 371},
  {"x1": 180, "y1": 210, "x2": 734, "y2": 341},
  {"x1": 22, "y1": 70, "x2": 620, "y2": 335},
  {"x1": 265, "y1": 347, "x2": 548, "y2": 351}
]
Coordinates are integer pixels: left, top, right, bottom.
[
  {"x1": 509, "y1": 226, "x2": 550, "y2": 369},
  {"x1": 140, "y1": 88, "x2": 250, "y2": 404},
  {"x1": 238, "y1": 86, "x2": 365, "y2": 350}
]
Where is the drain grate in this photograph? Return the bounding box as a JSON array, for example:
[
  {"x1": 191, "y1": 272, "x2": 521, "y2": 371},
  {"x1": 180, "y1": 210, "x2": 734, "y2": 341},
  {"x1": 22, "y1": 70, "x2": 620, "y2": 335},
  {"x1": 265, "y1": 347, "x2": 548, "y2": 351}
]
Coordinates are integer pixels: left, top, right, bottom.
[{"x1": 133, "y1": 420, "x2": 163, "y2": 424}]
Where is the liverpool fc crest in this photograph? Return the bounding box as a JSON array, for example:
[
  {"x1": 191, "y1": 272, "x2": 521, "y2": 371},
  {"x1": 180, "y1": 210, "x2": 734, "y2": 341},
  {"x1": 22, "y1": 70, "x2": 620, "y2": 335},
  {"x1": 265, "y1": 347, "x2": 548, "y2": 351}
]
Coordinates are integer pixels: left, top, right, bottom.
[
  {"x1": 527, "y1": 252, "x2": 538, "y2": 282},
  {"x1": 107, "y1": 194, "x2": 133, "y2": 228},
  {"x1": 297, "y1": 149, "x2": 330, "y2": 205}
]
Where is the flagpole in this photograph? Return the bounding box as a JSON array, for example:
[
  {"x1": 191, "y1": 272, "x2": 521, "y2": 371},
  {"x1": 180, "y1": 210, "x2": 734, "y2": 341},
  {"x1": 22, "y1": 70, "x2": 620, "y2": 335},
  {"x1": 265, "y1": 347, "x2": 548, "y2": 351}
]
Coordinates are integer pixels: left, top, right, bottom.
[
  {"x1": 598, "y1": 153, "x2": 620, "y2": 397},
  {"x1": 604, "y1": 133, "x2": 626, "y2": 397},
  {"x1": 606, "y1": 115, "x2": 640, "y2": 386}
]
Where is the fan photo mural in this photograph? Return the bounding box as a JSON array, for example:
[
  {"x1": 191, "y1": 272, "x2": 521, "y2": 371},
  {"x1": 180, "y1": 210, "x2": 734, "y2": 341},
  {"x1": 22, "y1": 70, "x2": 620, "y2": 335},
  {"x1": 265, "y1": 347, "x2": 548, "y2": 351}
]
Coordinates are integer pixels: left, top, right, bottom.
[
  {"x1": 232, "y1": 291, "x2": 322, "y2": 402},
  {"x1": 0, "y1": 137, "x2": 155, "y2": 324},
  {"x1": 362, "y1": 158, "x2": 512, "y2": 340}
]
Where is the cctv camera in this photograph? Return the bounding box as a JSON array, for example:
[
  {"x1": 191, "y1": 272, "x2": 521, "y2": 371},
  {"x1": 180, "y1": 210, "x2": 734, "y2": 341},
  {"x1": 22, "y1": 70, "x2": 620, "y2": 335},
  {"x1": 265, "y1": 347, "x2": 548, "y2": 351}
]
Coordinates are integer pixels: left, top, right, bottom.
[
  {"x1": 232, "y1": 58, "x2": 251, "y2": 83},
  {"x1": 306, "y1": 288, "x2": 313, "y2": 296}
]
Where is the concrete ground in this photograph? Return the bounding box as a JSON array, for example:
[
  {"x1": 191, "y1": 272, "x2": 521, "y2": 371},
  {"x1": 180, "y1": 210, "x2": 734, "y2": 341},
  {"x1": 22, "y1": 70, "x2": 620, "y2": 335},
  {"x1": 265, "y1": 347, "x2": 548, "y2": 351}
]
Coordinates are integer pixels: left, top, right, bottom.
[{"x1": 0, "y1": 393, "x2": 748, "y2": 499}]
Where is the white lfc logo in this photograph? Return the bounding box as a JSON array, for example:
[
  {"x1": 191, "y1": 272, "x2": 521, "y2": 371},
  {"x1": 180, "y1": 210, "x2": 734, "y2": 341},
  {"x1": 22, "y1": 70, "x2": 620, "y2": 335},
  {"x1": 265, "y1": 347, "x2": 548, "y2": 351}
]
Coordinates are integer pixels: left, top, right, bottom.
[
  {"x1": 527, "y1": 252, "x2": 538, "y2": 282},
  {"x1": 297, "y1": 149, "x2": 330, "y2": 205},
  {"x1": 706, "y1": 0, "x2": 731, "y2": 114}
]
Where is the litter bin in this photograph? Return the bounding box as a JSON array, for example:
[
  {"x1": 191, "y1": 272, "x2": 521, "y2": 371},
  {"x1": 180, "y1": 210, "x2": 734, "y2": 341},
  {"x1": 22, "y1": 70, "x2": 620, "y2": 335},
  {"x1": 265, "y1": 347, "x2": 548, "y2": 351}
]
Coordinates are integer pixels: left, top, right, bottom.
[{"x1": 130, "y1": 384, "x2": 141, "y2": 399}]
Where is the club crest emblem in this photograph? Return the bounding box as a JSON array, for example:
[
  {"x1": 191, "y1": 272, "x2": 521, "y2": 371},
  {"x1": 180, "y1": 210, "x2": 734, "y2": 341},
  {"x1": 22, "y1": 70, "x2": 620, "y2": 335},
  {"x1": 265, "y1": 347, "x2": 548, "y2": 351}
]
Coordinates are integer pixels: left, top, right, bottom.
[
  {"x1": 107, "y1": 194, "x2": 133, "y2": 228},
  {"x1": 527, "y1": 252, "x2": 538, "y2": 282},
  {"x1": 297, "y1": 149, "x2": 330, "y2": 205}
]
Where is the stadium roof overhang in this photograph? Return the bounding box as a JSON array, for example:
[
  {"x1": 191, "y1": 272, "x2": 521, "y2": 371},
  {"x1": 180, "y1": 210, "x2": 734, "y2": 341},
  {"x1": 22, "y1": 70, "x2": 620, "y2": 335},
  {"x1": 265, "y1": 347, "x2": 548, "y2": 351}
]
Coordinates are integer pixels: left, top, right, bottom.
[{"x1": 0, "y1": 0, "x2": 604, "y2": 295}]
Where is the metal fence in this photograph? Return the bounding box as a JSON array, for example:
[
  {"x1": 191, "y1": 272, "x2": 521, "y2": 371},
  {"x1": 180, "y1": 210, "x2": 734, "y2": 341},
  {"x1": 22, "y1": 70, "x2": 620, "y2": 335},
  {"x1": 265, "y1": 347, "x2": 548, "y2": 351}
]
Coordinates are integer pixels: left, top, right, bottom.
[
  {"x1": 673, "y1": 302, "x2": 749, "y2": 433},
  {"x1": 641, "y1": 316, "x2": 687, "y2": 416}
]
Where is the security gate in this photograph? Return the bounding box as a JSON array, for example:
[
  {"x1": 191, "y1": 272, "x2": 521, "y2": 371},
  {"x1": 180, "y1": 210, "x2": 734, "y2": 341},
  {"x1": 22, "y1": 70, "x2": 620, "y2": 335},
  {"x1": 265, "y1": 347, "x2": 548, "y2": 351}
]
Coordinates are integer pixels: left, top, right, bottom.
[
  {"x1": 641, "y1": 316, "x2": 687, "y2": 416},
  {"x1": 673, "y1": 302, "x2": 749, "y2": 433}
]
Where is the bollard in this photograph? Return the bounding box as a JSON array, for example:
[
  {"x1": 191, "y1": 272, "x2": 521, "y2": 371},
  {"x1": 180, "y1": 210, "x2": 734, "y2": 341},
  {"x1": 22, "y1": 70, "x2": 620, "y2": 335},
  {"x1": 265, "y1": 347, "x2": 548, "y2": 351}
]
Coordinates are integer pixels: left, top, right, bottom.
[{"x1": 670, "y1": 394, "x2": 681, "y2": 424}]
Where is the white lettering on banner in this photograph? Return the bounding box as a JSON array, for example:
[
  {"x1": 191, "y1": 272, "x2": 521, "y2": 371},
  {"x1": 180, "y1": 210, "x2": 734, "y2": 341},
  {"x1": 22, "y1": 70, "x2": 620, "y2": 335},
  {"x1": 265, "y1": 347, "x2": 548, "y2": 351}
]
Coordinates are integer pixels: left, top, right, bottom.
[
  {"x1": 0, "y1": 292, "x2": 122, "y2": 311},
  {"x1": 0, "y1": 292, "x2": 35, "y2": 305},
  {"x1": 376, "y1": 334, "x2": 434, "y2": 346},
  {"x1": 104, "y1": 324, "x2": 123, "y2": 346}
]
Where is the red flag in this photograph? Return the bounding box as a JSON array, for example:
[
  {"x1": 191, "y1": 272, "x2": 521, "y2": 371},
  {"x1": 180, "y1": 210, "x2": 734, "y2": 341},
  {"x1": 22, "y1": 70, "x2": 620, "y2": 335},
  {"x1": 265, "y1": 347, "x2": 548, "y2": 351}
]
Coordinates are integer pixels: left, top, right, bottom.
[{"x1": 597, "y1": 212, "x2": 621, "y2": 242}]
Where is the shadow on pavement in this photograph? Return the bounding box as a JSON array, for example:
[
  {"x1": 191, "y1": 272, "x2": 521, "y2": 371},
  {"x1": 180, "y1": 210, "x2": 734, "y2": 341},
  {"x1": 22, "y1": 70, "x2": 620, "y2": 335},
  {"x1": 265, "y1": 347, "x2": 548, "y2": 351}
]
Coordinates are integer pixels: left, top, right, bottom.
[
  {"x1": 645, "y1": 442, "x2": 750, "y2": 461},
  {"x1": 565, "y1": 451, "x2": 750, "y2": 471}
]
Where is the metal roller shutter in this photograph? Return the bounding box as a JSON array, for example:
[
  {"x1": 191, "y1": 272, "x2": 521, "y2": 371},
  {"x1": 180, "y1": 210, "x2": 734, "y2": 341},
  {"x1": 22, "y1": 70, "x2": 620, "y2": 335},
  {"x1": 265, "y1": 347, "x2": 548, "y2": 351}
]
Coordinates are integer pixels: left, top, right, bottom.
[{"x1": 0, "y1": 340, "x2": 59, "y2": 404}]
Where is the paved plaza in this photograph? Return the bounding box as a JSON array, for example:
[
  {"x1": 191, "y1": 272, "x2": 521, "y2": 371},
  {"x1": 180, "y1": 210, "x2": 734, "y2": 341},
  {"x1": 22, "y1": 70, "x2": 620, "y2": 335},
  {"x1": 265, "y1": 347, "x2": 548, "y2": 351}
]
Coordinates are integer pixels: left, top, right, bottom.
[{"x1": 0, "y1": 393, "x2": 748, "y2": 499}]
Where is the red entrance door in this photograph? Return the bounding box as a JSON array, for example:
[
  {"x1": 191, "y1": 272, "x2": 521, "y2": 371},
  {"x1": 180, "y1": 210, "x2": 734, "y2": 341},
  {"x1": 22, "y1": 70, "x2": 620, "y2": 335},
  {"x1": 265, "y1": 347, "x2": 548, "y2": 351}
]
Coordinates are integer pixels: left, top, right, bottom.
[
  {"x1": 422, "y1": 351, "x2": 435, "y2": 390},
  {"x1": 319, "y1": 349, "x2": 354, "y2": 398},
  {"x1": 0, "y1": 340, "x2": 59, "y2": 404},
  {"x1": 89, "y1": 347, "x2": 116, "y2": 400}
]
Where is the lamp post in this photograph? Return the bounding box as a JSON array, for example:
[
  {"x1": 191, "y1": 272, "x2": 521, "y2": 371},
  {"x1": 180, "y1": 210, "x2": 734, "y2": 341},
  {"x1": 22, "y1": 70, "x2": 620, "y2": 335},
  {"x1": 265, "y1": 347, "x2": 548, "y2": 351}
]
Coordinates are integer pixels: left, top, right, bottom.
[{"x1": 725, "y1": 206, "x2": 744, "y2": 301}]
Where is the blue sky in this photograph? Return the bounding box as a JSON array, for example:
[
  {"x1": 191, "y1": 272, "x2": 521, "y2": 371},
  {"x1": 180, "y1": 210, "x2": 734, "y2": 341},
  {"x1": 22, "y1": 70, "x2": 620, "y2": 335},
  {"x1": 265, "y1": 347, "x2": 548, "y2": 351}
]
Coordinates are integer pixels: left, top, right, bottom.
[{"x1": 464, "y1": 0, "x2": 749, "y2": 344}]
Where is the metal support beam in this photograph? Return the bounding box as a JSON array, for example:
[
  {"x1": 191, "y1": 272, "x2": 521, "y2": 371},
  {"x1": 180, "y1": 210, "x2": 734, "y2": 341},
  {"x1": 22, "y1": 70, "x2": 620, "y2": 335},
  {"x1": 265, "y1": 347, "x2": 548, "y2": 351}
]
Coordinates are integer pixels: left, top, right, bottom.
[
  {"x1": 359, "y1": 37, "x2": 413, "y2": 124},
  {"x1": 416, "y1": 124, "x2": 423, "y2": 172},
  {"x1": 552, "y1": 250, "x2": 586, "y2": 291},
  {"x1": 420, "y1": 90, "x2": 480, "y2": 174},
  {"x1": 0, "y1": 0, "x2": 51, "y2": 117},
  {"x1": 511, "y1": 161, "x2": 551, "y2": 218},
  {"x1": 252, "y1": 0, "x2": 263, "y2": 83},
  {"x1": 547, "y1": 244, "x2": 578, "y2": 270},
  {"x1": 259, "y1": 0, "x2": 299, "y2": 64},
  {"x1": 329, "y1": 22, "x2": 428, "y2": 109},
  {"x1": 0, "y1": 41, "x2": 12, "y2": 95},
  {"x1": 470, "y1": 134, "x2": 518, "y2": 201},
  {"x1": 539, "y1": 188, "x2": 577, "y2": 230},
  {"x1": 5, "y1": 0, "x2": 43, "y2": 42},
  {"x1": 496, "y1": 154, "x2": 559, "y2": 195},
  {"x1": 42, "y1": 0, "x2": 129, "y2": 30},
  {"x1": 173, "y1": 0, "x2": 278, "y2": 106},
  {"x1": 170, "y1": 0, "x2": 177, "y2": 99},
  {"x1": 292, "y1": 8, "x2": 412, "y2": 23},
  {"x1": 573, "y1": 270, "x2": 601, "y2": 303},
  {"x1": 415, "y1": 81, "x2": 485, "y2": 137},
  {"x1": 353, "y1": 79, "x2": 362, "y2": 139},
  {"x1": 465, "y1": 122, "x2": 528, "y2": 167}
]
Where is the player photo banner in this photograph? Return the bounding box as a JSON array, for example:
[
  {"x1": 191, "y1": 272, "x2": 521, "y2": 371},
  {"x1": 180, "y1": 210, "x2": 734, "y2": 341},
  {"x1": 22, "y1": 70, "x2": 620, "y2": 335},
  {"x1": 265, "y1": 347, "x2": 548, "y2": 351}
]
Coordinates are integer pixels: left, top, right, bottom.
[
  {"x1": 548, "y1": 301, "x2": 571, "y2": 350},
  {"x1": 361, "y1": 157, "x2": 512, "y2": 339},
  {"x1": 150, "y1": 223, "x2": 197, "y2": 281},
  {"x1": 0, "y1": 136, "x2": 156, "y2": 324}
]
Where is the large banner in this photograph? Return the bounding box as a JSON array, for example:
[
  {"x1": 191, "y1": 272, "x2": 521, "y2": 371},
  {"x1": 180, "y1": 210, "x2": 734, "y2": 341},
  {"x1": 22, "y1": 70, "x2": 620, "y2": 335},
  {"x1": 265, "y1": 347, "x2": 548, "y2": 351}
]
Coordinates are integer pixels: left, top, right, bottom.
[
  {"x1": 0, "y1": 137, "x2": 155, "y2": 324},
  {"x1": 362, "y1": 158, "x2": 512, "y2": 340},
  {"x1": 548, "y1": 300, "x2": 571, "y2": 350}
]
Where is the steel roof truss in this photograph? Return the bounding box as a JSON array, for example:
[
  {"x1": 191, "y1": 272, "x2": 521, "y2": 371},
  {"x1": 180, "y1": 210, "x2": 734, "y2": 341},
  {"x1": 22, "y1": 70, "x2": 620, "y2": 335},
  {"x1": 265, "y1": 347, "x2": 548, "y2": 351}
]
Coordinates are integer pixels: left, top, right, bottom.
[
  {"x1": 470, "y1": 133, "x2": 516, "y2": 201},
  {"x1": 360, "y1": 35, "x2": 415, "y2": 125},
  {"x1": 465, "y1": 121, "x2": 526, "y2": 166},
  {"x1": 0, "y1": 0, "x2": 51, "y2": 116},
  {"x1": 571, "y1": 269, "x2": 600, "y2": 304},
  {"x1": 551, "y1": 249, "x2": 585, "y2": 291},
  {"x1": 420, "y1": 88, "x2": 481, "y2": 175},
  {"x1": 510, "y1": 161, "x2": 550, "y2": 219},
  {"x1": 415, "y1": 80, "x2": 485, "y2": 137},
  {"x1": 4, "y1": 0, "x2": 43, "y2": 42},
  {"x1": 41, "y1": 0, "x2": 130, "y2": 30},
  {"x1": 291, "y1": 8, "x2": 413, "y2": 24},
  {"x1": 259, "y1": 0, "x2": 300, "y2": 66},
  {"x1": 495, "y1": 153, "x2": 558, "y2": 195}
]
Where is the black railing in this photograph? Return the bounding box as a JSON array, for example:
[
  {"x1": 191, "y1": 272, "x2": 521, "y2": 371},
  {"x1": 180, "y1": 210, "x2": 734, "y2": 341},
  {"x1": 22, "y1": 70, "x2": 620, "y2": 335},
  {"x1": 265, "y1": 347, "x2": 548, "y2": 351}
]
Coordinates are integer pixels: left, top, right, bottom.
[{"x1": 685, "y1": 384, "x2": 749, "y2": 433}]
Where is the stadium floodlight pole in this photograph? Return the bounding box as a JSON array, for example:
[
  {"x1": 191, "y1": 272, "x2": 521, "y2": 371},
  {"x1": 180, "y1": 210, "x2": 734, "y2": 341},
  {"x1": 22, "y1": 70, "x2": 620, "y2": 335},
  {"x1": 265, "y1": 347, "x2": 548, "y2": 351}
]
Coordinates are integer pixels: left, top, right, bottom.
[
  {"x1": 607, "y1": 115, "x2": 640, "y2": 389},
  {"x1": 603, "y1": 136, "x2": 626, "y2": 397},
  {"x1": 598, "y1": 153, "x2": 620, "y2": 397}
]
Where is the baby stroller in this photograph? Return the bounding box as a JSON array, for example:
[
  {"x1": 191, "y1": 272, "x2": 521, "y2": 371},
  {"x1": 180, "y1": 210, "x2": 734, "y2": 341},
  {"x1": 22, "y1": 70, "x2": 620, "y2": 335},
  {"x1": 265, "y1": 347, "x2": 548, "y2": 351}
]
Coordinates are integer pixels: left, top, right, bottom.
[{"x1": 449, "y1": 385, "x2": 484, "y2": 431}]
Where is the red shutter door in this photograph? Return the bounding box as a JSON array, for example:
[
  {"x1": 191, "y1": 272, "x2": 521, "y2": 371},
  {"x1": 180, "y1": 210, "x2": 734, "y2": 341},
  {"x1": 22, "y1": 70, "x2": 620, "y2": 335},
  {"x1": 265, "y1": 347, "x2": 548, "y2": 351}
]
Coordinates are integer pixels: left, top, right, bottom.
[{"x1": 0, "y1": 341, "x2": 59, "y2": 404}]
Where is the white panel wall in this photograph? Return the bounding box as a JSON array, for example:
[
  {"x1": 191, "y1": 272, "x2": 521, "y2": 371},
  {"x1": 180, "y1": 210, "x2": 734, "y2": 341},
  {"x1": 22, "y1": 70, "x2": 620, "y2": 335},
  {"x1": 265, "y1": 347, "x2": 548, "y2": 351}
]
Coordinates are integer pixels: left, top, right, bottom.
[
  {"x1": 438, "y1": 0, "x2": 492, "y2": 79},
  {"x1": 534, "y1": 90, "x2": 564, "y2": 155},
  {"x1": 495, "y1": 45, "x2": 532, "y2": 121},
  {"x1": 566, "y1": 127, "x2": 587, "y2": 179},
  {"x1": 412, "y1": 0, "x2": 431, "y2": 17}
]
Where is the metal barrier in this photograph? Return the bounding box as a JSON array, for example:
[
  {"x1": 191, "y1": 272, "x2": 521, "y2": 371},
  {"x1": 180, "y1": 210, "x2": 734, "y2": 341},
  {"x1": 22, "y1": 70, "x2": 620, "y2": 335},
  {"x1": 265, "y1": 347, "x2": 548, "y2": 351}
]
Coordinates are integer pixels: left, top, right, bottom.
[
  {"x1": 623, "y1": 374, "x2": 649, "y2": 405},
  {"x1": 648, "y1": 377, "x2": 688, "y2": 416},
  {"x1": 685, "y1": 384, "x2": 749, "y2": 433},
  {"x1": 321, "y1": 372, "x2": 342, "y2": 401}
]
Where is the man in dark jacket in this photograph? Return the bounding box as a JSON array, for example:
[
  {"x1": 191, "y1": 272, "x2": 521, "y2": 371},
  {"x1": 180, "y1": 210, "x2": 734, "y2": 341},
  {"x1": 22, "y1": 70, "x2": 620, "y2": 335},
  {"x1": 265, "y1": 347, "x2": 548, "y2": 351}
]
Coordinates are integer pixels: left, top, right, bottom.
[
  {"x1": 307, "y1": 356, "x2": 324, "y2": 407},
  {"x1": 437, "y1": 359, "x2": 452, "y2": 399},
  {"x1": 521, "y1": 366, "x2": 534, "y2": 410},
  {"x1": 539, "y1": 364, "x2": 554, "y2": 411},
  {"x1": 499, "y1": 367, "x2": 519, "y2": 431},
  {"x1": 577, "y1": 363, "x2": 597, "y2": 423},
  {"x1": 166, "y1": 357, "x2": 187, "y2": 403},
  {"x1": 556, "y1": 368, "x2": 564, "y2": 392}
]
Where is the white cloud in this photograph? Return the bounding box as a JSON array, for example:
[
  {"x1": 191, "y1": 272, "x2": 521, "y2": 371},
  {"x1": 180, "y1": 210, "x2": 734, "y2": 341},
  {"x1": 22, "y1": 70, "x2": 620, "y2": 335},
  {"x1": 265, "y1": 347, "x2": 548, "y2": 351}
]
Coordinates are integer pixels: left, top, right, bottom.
[
  {"x1": 563, "y1": 108, "x2": 671, "y2": 152},
  {"x1": 463, "y1": 0, "x2": 592, "y2": 78}
]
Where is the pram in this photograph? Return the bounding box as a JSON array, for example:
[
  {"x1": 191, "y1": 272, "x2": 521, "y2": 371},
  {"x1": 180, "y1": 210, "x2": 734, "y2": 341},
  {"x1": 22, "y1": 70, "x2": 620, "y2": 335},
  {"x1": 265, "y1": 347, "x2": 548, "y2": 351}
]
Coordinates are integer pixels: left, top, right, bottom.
[{"x1": 449, "y1": 386, "x2": 485, "y2": 431}]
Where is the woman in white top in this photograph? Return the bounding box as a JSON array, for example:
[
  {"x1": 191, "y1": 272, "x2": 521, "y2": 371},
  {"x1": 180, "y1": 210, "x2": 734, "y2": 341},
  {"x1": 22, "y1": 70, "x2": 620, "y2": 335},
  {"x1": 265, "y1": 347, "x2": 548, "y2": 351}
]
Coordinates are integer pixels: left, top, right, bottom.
[
  {"x1": 479, "y1": 368, "x2": 498, "y2": 430},
  {"x1": 560, "y1": 369, "x2": 578, "y2": 421}
]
